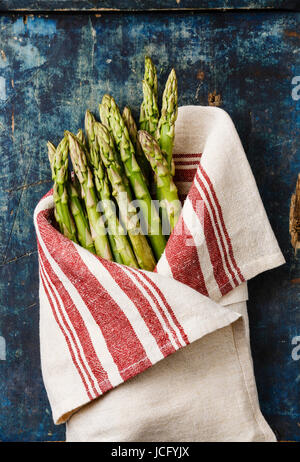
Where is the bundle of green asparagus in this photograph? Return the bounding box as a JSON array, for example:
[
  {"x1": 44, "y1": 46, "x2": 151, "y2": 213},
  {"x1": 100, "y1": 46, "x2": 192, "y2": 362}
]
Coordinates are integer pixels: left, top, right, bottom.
[{"x1": 47, "y1": 57, "x2": 180, "y2": 271}]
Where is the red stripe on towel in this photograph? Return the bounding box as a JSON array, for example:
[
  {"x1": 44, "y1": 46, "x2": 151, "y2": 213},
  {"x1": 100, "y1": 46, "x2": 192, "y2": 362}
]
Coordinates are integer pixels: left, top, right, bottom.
[
  {"x1": 37, "y1": 211, "x2": 152, "y2": 381},
  {"x1": 40, "y1": 266, "x2": 94, "y2": 400},
  {"x1": 198, "y1": 165, "x2": 244, "y2": 283},
  {"x1": 100, "y1": 259, "x2": 177, "y2": 357},
  {"x1": 39, "y1": 245, "x2": 112, "y2": 395},
  {"x1": 189, "y1": 184, "x2": 234, "y2": 296},
  {"x1": 165, "y1": 214, "x2": 209, "y2": 298}
]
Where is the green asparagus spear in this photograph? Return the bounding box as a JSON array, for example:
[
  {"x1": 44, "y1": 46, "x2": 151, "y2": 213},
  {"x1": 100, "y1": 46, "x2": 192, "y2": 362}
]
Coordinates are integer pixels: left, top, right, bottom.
[
  {"x1": 122, "y1": 106, "x2": 151, "y2": 184},
  {"x1": 70, "y1": 134, "x2": 91, "y2": 239},
  {"x1": 139, "y1": 56, "x2": 158, "y2": 132},
  {"x1": 47, "y1": 141, "x2": 63, "y2": 232},
  {"x1": 66, "y1": 179, "x2": 96, "y2": 254},
  {"x1": 156, "y1": 68, "x2": 178, "y2": 173},
  {"x1": 47, "y1": 141, "x2": 56, "y2": 172},
  {"x1": 76, "y1": 128, "x2": 88, "y2": 150},
  {"x1": 144, "y1": 56, "x2": 158, "y2": 98},
  {"x1": 94, "y1": 121, "x2": 157, "y2": 271},
  {"x1": 99, "y1": 94, "x2": 166, "y2": 260},
  {"x1": 84, "y1": 110, "x2": 138, "y2": 268},
  {"x1": 49, "y1": 137, "x2": 78, "y2": 243},
  {"x1": 138, "y1": 130, "x2": 181, "y2": 233},
  {"x1": 141, "y1": 79, "x2": 160, "y2": 138},
  {"x1": 139, "y1": 101, "x2": 147, "y2": 132},
  {"x1": 67, "y1": 131, "x2": 113, "y2": 261},
  {"x1": 99, "y1": 104, "x2": 132, "y2": 196}
]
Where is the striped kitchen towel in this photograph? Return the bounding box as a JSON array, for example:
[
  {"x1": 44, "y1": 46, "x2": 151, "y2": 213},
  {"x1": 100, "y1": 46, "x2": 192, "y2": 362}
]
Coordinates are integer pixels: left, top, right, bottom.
[{"x1": 34, "y1": 106, "x2": 284, "y2": 441}]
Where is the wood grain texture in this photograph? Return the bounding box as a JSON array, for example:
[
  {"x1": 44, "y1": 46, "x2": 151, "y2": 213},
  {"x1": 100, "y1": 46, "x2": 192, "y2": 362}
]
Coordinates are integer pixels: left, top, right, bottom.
[
  {"x1": 290, "y1": 174, "x2": 300, "y2": 253},
  {"x1": 0, "y1": 1, "x2": 299, "y2": 12},
  {"x1": 0, "y1": 11, "x2": 299, "y2": 442}
]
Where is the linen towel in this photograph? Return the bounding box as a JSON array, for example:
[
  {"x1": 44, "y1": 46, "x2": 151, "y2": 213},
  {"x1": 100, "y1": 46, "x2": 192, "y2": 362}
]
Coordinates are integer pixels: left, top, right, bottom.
[{"x1": 34, "y1": 106, "x2": 284, "y2": 441}]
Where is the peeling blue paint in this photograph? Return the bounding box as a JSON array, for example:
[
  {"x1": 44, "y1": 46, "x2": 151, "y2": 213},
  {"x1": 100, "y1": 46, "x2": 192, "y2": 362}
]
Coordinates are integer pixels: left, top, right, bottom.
[
  {"x1": 12, "y1": 16, "x2": 57, "y2": 37},
  {"x1": 0, "y1": 336, "x2": 6, "y2": 360},
  {"x1": 0, "y1": 77, "x2": 6, "y2": 100}
]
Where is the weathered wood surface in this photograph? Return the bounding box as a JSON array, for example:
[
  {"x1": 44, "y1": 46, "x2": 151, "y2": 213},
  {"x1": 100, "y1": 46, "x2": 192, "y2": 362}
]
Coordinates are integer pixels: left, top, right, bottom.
[
  {"x1": 0, "y1": 1, "x2": 299, "y2": 12},
  {"x1": 0, "y1": 11, "x2": 299, "y2": 442},
  {"x1": 290, "y1": 174, "x2": 300, "y2": 254}
]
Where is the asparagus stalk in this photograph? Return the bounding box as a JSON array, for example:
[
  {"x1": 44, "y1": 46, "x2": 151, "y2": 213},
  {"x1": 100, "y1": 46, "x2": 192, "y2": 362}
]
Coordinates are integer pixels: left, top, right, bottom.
[
  {"x1": 99, "y1": 104, "x2": 131, "y2": 196},
  {"x1": 156, "y1": 68, "x2": 178, "y2": 173},
  {"x1": 85, "y1": 111, "x2": 138, "y2": 268},
  {"x1": 122, "y1": 106, "x2": 151, "y2": 184},
  {"x1": 138, "y1": 130, "x2": 181, "y2": 233},
  {"x1": 47, "y1": 140, "x2": 56, "y2": 172},
  {"x1": 66, "y1": 179, "x2": 96, "y2": 254},
  {"x1": 139, "y1": 102, "x2": 147, "y2": 132},
  {"x1": 139, "y1": 56, "x2": 158, "y2": 132},
  {"x1": 48, "y1": 140, "x2": 93, "y2": 252},
  {"x1": 67, "y1": 133, "x2": 94, "y2": 252},
  {"x1": 144, "y1": 56, "x2": 158, "y2": 97},
  {"x1": 49, "y1": 137, "x2": 78, "y2": 243},
  {"x1": 99, "y1": 94, "x2": 166, "y2": 260},
  {"x1": 141, "y1": 79, "x2": 159, "y2": 137},
  {"x1": 67, "y1": 131, "x2": 113, "y2": 261},
  {"x1": 47, "y1": 141, "x2": 63, "y2": 232},
  {"x1": 76, "y1": 128, "x2": 88, "y2": 150},
  {"x1": 94, "y1": 121, "x2": 156, "y2": 271}
]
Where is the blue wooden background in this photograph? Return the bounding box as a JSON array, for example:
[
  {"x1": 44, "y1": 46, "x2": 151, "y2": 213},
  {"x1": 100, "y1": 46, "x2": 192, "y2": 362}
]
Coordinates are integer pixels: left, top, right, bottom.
[
  {"x1": 0, "y1": 1, "x2": 300, "y2": 11},
  {"x1": 0, "y1": 7, "x2": 299, "y2": 442}
]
